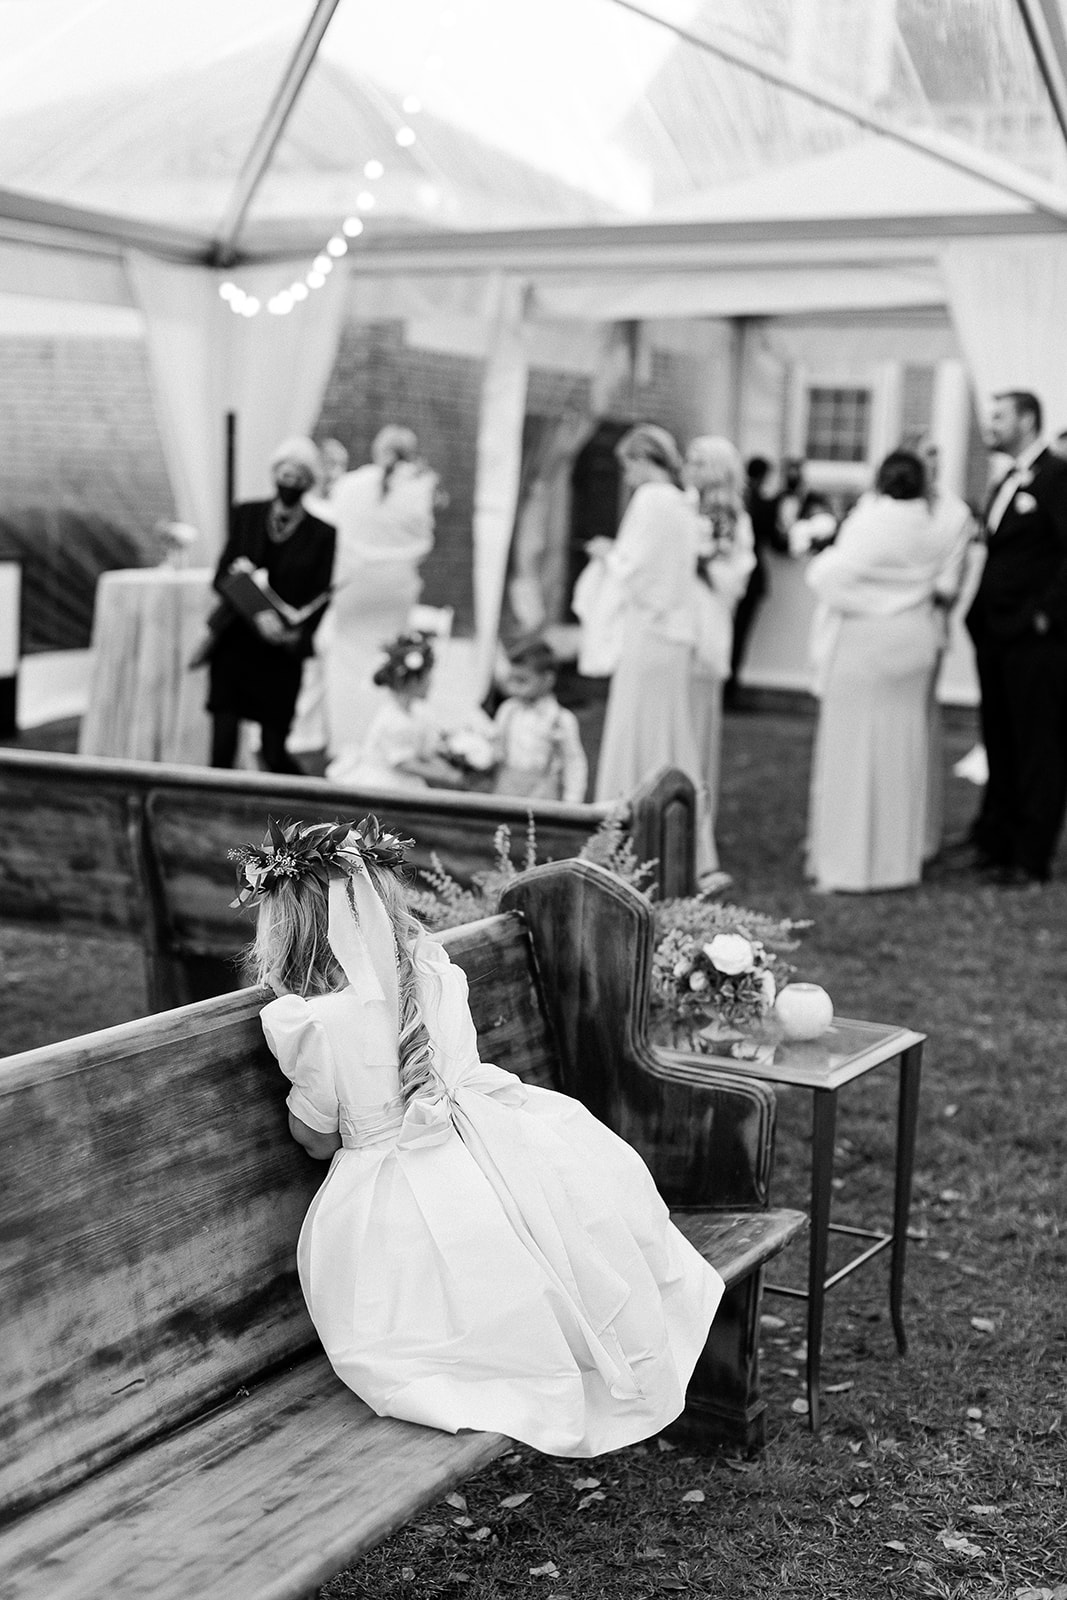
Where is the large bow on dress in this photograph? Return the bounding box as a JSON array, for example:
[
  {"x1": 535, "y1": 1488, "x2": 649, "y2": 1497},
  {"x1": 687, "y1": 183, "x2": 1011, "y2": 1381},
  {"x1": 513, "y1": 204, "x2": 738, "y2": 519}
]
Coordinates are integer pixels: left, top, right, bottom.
[{"x1": 397, "y1": 1060, "x2": 528, "y2": 1149}]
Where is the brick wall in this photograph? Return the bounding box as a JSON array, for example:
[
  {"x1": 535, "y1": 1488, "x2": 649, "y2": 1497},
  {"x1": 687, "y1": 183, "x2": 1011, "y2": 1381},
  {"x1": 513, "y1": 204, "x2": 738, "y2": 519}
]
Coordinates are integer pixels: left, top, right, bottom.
[{"x1": 0, "y1": 336, "x2": 173, "y2": 538}]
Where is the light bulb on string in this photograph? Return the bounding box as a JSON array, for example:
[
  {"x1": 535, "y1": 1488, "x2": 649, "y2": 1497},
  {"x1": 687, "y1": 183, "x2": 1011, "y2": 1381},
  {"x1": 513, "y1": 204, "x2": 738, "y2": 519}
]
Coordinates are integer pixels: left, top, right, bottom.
[
  {"x1": 241, "y1": 297, "x2": 260, "y2": 317},
  {"x1": 290, "y1": 282, "x2": 309, "y2": 301},
  {"x1": 306, "y1": 270, "x2": 326, "y2": 289},
  {"x1": 327, "y1": 236, "x2": 348, "y2": 257},
  {"x1": 218, "y1": 281, "x2": 239, "y2": 301},
  {"x1": 402, "y1": 95, "x2": 421, "y2": 114},
  {"x1": 364, "y1": 159, "x2": 384, "y2": 180},
  {"x1": 396, "y1": 126, "x2": 416, "y2": 147},
  {"x1": 313, "y1": 254, "x2": 333, "y2": 274},
  {"x1": 357, "y1": 191, "x2": 375, "y2": 211},
  {"x1": 342, "y1": 216, "x2": 364, "y2": 237}
]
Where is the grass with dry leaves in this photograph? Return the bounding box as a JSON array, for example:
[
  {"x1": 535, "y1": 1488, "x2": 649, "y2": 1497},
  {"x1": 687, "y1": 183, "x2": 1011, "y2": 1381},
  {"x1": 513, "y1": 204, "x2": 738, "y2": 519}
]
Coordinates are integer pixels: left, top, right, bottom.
[{"x1": 1, "y1": 707, "x2": 1064, "y2": 1599}]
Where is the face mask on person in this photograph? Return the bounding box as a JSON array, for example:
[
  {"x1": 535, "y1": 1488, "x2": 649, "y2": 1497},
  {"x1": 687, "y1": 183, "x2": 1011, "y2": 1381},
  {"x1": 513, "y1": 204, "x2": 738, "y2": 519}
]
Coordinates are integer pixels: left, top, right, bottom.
[{"x1": 275, "y1": 481, "x2": 305, "y2": 507}]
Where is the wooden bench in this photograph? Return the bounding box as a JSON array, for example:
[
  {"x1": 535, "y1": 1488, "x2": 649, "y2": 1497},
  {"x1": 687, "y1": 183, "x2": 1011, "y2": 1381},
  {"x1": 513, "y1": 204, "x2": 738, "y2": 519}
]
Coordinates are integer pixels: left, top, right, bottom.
[
  {"x1": 0, "y1": 749, "x2": 696, "y2": 1011},
  {"x1": 0, "y1": 859, "x2": 803, "y2": 1600}
]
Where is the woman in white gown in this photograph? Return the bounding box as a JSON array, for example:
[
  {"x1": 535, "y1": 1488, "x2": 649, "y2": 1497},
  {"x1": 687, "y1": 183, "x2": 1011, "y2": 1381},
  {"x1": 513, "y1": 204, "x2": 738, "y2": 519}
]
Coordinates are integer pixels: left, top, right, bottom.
[
  {"x1": 805, "y1": 448, "x2": 967, "y2": 893},
  {"x1": 237, "y1": 816, "x2": 724, "y2": 1459},
  {"x1": 322, "y1": 426, "x2": 438, "y2": 766},
  {"x1": 592, "y1": 425, "x2": 717, "y2": 876}
]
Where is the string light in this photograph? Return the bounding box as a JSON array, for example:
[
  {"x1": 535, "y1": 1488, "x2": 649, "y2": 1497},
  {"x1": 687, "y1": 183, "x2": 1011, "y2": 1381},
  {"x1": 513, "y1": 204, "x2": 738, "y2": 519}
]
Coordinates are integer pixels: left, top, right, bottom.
[{"x1": 220, "y1": 76, "x2": 427, "y2": 316}]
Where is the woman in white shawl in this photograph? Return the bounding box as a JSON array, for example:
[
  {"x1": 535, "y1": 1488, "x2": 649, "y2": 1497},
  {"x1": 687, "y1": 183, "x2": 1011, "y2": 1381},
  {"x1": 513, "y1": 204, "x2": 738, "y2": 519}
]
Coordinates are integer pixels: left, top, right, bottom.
[
  {"x1": 592, "y1": 424, "x2": 716, "y2": 877},
  {"x1": 805, "y1": 448, "x2": 966, "y2": 893},
  {"x1": 321, "y1": 426, "x2": 438, "y2": 765}
]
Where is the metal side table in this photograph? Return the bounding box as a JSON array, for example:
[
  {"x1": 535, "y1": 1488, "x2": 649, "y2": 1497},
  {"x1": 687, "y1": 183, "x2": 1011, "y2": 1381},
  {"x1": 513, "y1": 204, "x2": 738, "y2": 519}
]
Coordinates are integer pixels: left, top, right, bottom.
[{"x1": 699, "y1": 1018, "x2": 925, "y2": 1432}]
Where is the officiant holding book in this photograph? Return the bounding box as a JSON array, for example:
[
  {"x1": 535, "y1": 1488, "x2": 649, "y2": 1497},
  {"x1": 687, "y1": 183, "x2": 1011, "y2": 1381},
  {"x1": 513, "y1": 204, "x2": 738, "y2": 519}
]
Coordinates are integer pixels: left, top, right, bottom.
[{"x1": 206, "y1": 436, "x2": 336, "y2": 774}]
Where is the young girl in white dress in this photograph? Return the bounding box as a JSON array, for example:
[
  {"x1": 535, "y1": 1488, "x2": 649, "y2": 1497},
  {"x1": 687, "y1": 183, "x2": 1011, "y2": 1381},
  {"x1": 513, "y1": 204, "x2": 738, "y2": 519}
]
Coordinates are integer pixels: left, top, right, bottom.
[
  {"x1": 325, "y1": 631, "x2": 456, "y2": 790},
  {"x1": 234, "y1": 815, "x2": 724, "y2": 1458}
]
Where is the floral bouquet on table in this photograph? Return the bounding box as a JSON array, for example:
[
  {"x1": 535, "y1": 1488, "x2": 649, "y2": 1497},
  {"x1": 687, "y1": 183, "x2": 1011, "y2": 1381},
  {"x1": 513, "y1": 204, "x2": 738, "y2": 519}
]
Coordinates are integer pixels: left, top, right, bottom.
[{"x1": 650, "y1": 898, "x2": 808, "y2": 1059}]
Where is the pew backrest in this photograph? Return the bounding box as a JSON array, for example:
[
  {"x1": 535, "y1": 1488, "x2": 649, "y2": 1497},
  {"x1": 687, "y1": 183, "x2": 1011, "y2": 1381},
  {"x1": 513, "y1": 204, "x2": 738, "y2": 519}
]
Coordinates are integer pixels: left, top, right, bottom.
[{"x1": 0, "y1": 751, "x2": 696, "y2": 1009}]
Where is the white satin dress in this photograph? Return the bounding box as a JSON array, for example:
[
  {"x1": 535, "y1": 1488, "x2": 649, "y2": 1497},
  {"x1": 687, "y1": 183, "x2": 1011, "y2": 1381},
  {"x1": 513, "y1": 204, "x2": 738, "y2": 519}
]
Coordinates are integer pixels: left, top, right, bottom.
[{"x1": 261, "y1": 934, "x2": 723, "y2": 1458}]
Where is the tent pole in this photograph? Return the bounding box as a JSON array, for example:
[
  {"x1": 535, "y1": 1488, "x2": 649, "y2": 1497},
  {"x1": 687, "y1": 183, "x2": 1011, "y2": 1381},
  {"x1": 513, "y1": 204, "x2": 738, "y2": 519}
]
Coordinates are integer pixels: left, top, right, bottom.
[
  {"x1": 212, "y1": 0, "x2": 342, "y2": 267},
  {"x1": 225, "y1": 411, "x2": 236, "y2": 530}
]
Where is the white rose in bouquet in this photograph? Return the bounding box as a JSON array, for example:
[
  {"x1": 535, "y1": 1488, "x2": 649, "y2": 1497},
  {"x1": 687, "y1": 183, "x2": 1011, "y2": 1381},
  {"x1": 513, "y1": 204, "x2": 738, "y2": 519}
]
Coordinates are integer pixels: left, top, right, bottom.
[{"x1": 703, "y1": 933, "x2": 755, "y2": 976}]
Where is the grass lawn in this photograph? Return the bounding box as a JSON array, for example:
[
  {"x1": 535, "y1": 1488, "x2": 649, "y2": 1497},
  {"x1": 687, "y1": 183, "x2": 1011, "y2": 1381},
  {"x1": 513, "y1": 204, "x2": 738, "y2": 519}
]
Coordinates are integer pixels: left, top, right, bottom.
[{"x1": 2, "y1": 706, "x2": 1065, "y2": 1598}]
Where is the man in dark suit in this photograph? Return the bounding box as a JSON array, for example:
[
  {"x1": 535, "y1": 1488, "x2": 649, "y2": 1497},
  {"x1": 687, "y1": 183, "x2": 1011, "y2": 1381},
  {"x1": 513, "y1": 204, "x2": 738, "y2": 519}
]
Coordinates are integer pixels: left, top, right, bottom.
[{"x1": 966, "y1": 390, "x2": 1067, "y2": 885}]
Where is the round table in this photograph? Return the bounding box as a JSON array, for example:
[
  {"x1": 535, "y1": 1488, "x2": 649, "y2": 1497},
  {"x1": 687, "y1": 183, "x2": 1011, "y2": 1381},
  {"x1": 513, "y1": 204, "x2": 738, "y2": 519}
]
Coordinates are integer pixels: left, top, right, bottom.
[{"x1": 78, "y1": 568, "x2": 215, "y2": 765}]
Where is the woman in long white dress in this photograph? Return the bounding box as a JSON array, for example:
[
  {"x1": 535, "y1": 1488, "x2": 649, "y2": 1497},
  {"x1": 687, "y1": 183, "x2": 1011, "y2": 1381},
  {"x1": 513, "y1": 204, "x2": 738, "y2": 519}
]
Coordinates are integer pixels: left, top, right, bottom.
[
  {"x1": 322, "y1": 426, "x2": 438, "y2": 766},
  {"x1": 684, "y1": 436, "x2": 757, "y2": 838},
  {"x1": 240, "y1": 816, "x2": 724, "y2": 1459},
  {"x1": 805, "y1": 448, "x2": 966, "y2": 893},
  {"x1": 592, "y1": 425, "x2": 717, "y2": 875}
]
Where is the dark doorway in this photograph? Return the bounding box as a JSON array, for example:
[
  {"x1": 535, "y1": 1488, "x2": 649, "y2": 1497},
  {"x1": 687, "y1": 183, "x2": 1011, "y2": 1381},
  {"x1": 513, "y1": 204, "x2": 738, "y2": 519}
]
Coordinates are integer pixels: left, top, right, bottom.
[{"x1": 565, "y1": 418, "x2": 631, "y2": 619}]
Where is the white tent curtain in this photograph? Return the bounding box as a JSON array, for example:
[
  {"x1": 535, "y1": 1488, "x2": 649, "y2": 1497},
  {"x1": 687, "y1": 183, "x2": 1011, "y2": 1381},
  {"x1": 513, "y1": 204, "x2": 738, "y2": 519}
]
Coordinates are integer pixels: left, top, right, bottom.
[
  {"x1": 939, "y1": 237, "x2": 1067, "y2": 436},
  {"x1": 125, "y1": 251, "x2": 350, "y2": 560},
  {"x1": 472, "y1": 274, "x2": 530, "y2": 691}
]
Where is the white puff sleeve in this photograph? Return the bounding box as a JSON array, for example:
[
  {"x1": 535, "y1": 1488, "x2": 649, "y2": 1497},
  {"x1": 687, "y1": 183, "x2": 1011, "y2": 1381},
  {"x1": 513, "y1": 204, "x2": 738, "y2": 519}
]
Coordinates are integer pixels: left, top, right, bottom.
[{"x1": 260, "y1": 994, "x2": 340, "y2": 1134}]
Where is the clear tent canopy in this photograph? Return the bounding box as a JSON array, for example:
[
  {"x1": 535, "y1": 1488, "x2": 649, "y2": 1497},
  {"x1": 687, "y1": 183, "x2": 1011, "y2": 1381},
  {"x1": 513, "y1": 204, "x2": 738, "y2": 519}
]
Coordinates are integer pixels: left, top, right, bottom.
[
  {"x1": 1, "y1": 0, "x2": 1066, "y2": 268},
  {"x1": 4, "y1": 0, "x2": 1067, "y2": 688}
]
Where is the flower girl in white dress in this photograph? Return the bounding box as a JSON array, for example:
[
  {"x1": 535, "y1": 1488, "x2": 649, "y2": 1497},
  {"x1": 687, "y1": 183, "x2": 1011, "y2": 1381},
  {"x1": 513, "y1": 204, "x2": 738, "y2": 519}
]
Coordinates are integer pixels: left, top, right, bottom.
[{"x1": 232, "y1": 816, "x2": 724, "y2": 1459}]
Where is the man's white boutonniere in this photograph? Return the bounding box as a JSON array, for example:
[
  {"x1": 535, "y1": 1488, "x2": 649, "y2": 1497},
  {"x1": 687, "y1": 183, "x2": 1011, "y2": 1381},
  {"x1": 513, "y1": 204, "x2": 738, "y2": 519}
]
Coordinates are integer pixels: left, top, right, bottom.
[
  {"x1": 1014, "y1": 490, "x2": 1039, "y2": 514},
  {"x1": 1017, "y1": 467, "x2": 1035, "y2": 488}
]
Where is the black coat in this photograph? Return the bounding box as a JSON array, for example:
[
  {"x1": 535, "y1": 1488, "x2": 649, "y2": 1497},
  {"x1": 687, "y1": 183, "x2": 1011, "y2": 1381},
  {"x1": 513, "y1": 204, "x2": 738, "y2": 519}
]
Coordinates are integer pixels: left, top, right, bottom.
[
  {"x1": 206, "y1": 500, "x2": 336, "y2": 727},
  {"x1": 967, "y1": 449, "x2": 1067, "y2": 644}
]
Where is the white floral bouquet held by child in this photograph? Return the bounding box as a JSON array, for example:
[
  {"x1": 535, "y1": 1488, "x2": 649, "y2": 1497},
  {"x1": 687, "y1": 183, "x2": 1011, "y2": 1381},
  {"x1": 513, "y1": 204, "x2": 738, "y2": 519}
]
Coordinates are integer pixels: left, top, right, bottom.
[{"x1": 230, "y1": 814, "x2": 725, "y2": 1458}]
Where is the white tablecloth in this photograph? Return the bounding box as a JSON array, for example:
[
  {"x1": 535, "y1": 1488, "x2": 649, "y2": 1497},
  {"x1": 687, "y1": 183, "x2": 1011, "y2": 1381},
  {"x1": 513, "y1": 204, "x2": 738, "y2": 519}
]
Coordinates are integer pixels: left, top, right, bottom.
[{"x1": 78, "y1": 568, "x2": 214, "y2": 764}]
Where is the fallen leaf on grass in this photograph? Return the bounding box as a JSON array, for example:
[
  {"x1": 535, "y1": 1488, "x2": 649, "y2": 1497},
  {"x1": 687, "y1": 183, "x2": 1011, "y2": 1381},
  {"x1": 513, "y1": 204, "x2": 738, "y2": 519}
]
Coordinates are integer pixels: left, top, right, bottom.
[
  {"x1": 760, "y1": 1313, "x2": 787, "y2": 1329},
  {"x1": 1014, "y1": 1588, "x2": 1067, "y2": 1599},
  {"x1": 499, "y1": 1492, "x2": 533, "y2": 1509},
  {"x1": 970, "y1": 1316, "x2": 996, "y2": 1333},
  {"x1": 416, "y1": 1524, "x2": 447, "y2": 1538},
  {"x1": 530, "y1": 1561, "x2": 560, "y2": 1579},
  {"x1": 468, "y1": 1527, "x2": 492, "y2": 1543},
  {"x1": 825, "y1": 1381, "x2": 854, "y2": 1394},
  {"x1": 884, "y1": 1541, "x2": 908, "y2": 1553},
  {"x1": 401, "y1": 1569, "x2": 415, "y2": 1582},
  {"x1": 790, "y1": 1398, "x2": 810, "y2": 1414},
  {"x1": 452, "y1": 1516, "x2": 474, "y2": 1529},
  {"x1": 577, "y1": 1492, "x2": 607, "y2": 1510},
  {"x1": 634, "y1": 1547, "x2": 667, "y2": 1561},
  {"x1": 937, "y1": 1530, "x2": 984, "y2": 1558},
  {"x1": 571, "y1": 1476, "x2": 601, "y2": 1491},
  {"x1": 968, "y1": 1504, "x2": 1000, "y2": 1515},
  {"x1": 656, "y1": 1438, "x2": 676, "y2": 1452},
  {"x1": 939, "y1": 1188, "x2": 962, "y2": 1202},
  {"x1": 445, "y1": 1492, "x2": 467, "y2": 1511},
  {"x1": 966, "y1": 1407, "x2": 983, "y2": 1420},
  {"x1": 658, "y1": 1581, "x2": 688, "y2": 1593},
  {"x1": 681, "y1": 1489, "x2": 706, "y2": 1503},
  {"x1": 847, "y1": 1493, "x2": 869, "y2": 1508}
]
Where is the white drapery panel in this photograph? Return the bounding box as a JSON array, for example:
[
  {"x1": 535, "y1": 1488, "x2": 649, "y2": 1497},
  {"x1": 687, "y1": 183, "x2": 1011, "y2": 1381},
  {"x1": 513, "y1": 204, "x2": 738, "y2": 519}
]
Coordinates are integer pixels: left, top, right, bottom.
[
  {"x1": 125, "y1": 252, "x2": 350, "y2": 560},
  {"x1": 939, "y1": 237, "x2": 1067, "y2": 433},
  {"x1": 472, "y1": 275, "x2": 530, "y2": 693}
]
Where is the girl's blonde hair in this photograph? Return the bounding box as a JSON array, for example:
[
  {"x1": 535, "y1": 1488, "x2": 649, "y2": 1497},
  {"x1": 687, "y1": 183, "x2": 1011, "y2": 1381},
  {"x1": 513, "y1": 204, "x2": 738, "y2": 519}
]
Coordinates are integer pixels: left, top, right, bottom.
[{"x1": 249, "y1": 857, "x2": 435, "y2": 1103}]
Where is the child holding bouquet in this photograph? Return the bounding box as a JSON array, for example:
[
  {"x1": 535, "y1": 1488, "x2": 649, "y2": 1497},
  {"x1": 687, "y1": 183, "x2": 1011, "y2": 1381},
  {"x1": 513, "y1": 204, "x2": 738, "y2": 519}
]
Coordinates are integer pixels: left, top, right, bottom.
[{"x1": 325, "y1": 631, "x2": 457, "y2": 791}]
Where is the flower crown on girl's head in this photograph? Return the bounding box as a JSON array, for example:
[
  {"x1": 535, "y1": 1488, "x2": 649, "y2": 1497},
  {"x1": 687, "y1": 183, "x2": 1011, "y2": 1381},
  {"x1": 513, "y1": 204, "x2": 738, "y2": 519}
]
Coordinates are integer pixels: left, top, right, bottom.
[
  {"x1": 228, "y1": 815, "x2": 414, "y2": 909},
  {"x1": 372, "y1": 630, "x2": 435, "y2": 689}
]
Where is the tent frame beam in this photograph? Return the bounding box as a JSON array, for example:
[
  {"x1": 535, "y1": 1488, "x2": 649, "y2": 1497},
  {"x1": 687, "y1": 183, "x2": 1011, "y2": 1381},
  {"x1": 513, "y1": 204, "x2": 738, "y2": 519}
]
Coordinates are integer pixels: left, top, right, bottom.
[
  {"x1": 1016, "y1": 0, "x2": 1067, "y2": 150},
  {"x1": 608, "y1": 0, "x2": 1067, "y2": 223},
  {"x1": 210, "y1": 0, "x2": 342, "y2": 268}
]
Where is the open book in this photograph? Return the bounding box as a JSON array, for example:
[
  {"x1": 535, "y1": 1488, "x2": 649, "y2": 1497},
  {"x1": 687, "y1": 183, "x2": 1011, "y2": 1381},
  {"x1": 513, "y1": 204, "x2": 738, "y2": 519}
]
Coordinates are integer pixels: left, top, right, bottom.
[{"x1": 218, "y1": 567, "x2": 331, "y2": 628}]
